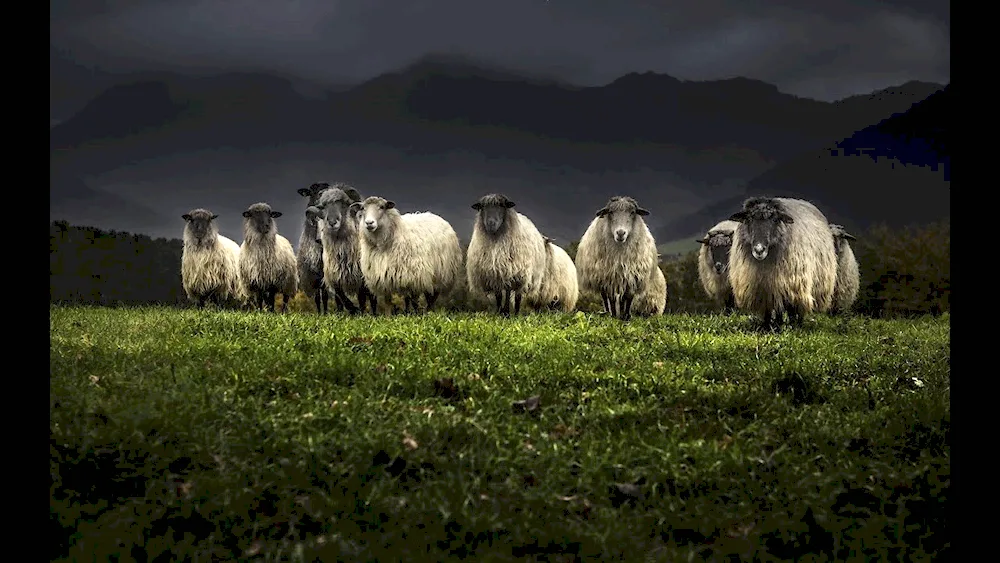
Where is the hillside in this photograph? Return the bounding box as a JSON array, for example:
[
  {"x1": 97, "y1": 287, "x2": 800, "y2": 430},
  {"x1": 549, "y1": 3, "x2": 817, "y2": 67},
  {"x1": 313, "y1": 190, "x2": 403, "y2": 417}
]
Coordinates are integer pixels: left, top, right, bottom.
[
  {"x1": 50, "y1": 54, "x2": 944, "y2": 243},
  {"x1": 657, "y1": 84, "x2": 949, "y2": 242}
]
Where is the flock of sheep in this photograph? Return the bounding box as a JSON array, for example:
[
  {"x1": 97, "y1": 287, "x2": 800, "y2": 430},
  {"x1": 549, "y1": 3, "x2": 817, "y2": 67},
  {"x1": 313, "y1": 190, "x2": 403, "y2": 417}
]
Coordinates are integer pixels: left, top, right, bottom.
[{"x1": 181, "y1": 182, "x2": 860, "y2": 328}]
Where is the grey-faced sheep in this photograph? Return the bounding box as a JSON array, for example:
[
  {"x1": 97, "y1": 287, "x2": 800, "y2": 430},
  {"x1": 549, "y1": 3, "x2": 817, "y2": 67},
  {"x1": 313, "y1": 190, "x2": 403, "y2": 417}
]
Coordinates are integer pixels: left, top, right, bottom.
[
  {"x1": 465, "y1": 193, "x2": 548, "y2": 316},
  {"x1": 315, "y1": 183, "x2": 376, "y2": 314},
  {"x1": 630, "y1": 263, "x2": 667, "y2": 316},
  {"x1": 297, "y1": 205, "x2": 329, "y2": 314},
  {"x1": 181, "y1": 208, "x2": 243, "y2": 309},
  {"x1": 829, "y1": 223, "x2": 860, "y2": 314},
  {"x1": 574, "y1": 196, "x2": 659, "y2": 320},
  {"x1": 239, "y1": 202, "x2": 299, "y2": 312},
  {"x1": 727, "y1": 197, "x2": 838, "y2": 329},
  {"x1": 529, "y1": 237, "x2": 580, "y2": 312},
  {"x1": 696, "y1": 220, "x2": 740, "y2": 312},
  {"x1": 351, "y1": 196, "x2": 464, "y2": 314}
]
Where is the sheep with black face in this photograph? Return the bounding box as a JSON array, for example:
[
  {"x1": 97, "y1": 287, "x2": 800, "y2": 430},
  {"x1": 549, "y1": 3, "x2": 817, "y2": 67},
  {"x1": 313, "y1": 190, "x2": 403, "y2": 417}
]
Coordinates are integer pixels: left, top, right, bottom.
[
  {"x1": 465, "y1": 193, "x2": 548, "y2": 316},
  {"x1": 696, "y1": 219, "x2": 739, "y2": 312},
  {"x1": 238, "y1": 202, "x2": 299, "y2": 312},
  {"x1": 829, "y1": 223, "x2": 860, "y2": 314},
  {"x1": 181, "y1": 208, "x2": 244, "y2": 308},
  {"x1": 574, "y1": 196, "x2": 659, "y2": 320},
  {"x1": 315, "y1": 183, "x2": 375, "y2": 314},
  {"x1": 727, "y1": 197, "x2": 837, "y2": 329},
  {"x1": 297, "y1": 205, "x2": 329, "y2": 314}
]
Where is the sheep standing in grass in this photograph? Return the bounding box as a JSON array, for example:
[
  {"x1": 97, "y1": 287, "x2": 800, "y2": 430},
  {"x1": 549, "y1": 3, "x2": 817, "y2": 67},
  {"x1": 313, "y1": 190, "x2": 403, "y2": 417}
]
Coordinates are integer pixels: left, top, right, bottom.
[
  {"x1": 466, "y1": 193, "x2": 548, "y2": 316},
  {"x1": 297, "y1": 206, "x2": 329, "y2": 314},
  {"x1": 181, "y1": 208, "x2": 243, "y2": 308},
  {"x1": 351, "y1": 196, "x2": 464, "y2": 314},
  {"x1": 727, "y1": 197, "x2": 837, "y2": 329},
  {"x1": 696, "y1": 220, "x2": 740, "y2": 312},
  {"x1": 575, "y1": 196, "x2": 659, "y2": 320},
  {"x1": 630, "y1": 263, "x2": 667, "y2": 316},
  {"x1": 829, "y1": 223, "x2": 860, "y2": 314},
  {"x1": 239, "y1": 202, "x2": 299, "y2": 312},
  {"x1": 529, "y1": 237, "x2": 580, "y2": 312},
  {"x1": 315, "y1": 184, "x2": 375, "y2": 314}
]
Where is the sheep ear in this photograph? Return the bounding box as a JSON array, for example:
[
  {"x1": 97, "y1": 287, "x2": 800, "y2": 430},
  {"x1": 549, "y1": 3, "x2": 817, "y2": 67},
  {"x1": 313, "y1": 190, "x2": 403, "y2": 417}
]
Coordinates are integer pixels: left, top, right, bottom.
[
  {"x1": 504, "y1": 200, "x2": 516, "y2": 208},
  {"x1": 182, "y1": 214, "x2": 192, "y2": 221},
  {"x1": 842, "y1": 232, "x2": 856, "y2": 241},
  {"x1": 595, "y1": 207, "x2": 609, "y2": 218},
  {"x1": 695, "y1": 237, "x2": 708, "y2": 244},
  {"x1": 270, "y1": 211, "x2": 282, "y2": 218},
  {"x1": 349, "y1": 202, "x2": 361, "y2": 212},
  {"x1": 728, "y1": 211, "x2": 747, "y2": 222},
  {"x1": 777, "y1": 212, "x2": 794, "y2": 224},
  {"x1": 471, "y1": 202, "x2": 482, "y2": 210},
  {"x1": 211, "y1": 214, "x2": 219, "y2": 220},
  {"x1": 384, "y1": 200, "x2": 396, "y2": 209},
  {"x1": 344, "y1": 188, "x2": 362, "y2": 202},
  {"x1": 636, "y1": 207, "x2": 650, "y2": 216},
  {"x1": 242, "y1": 211, "x2": 251, "y2": 218},
  {"x1": 297, "y1": 188, "x2": 312, "y2": 197}
]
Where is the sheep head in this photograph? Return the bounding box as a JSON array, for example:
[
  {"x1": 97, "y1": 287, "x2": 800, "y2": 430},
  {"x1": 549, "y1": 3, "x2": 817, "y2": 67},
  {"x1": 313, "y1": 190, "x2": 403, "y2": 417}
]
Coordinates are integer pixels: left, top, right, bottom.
[{"x1": 595, "y1": 196, "x2": 649, "y2": 244}]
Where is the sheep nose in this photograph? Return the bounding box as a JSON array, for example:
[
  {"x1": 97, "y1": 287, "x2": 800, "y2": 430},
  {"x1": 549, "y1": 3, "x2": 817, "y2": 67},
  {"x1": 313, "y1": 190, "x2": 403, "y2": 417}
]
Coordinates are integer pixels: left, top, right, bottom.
[
  {"x1": 714, "y1": 262, "x2": 724, "y2": 273},
  {"x1": 364, "y1": 219, "x2": 376, "y2": 230},
  {"x1": 615, "y1": 229, "x2": 627, "y2": 240}
]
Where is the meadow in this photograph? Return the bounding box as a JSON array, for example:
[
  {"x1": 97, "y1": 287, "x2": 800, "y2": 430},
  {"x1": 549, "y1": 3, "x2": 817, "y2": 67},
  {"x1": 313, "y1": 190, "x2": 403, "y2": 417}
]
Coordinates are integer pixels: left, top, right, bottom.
[{"x1": 50, "y1": 305, "x2": 950, "y2": 561}]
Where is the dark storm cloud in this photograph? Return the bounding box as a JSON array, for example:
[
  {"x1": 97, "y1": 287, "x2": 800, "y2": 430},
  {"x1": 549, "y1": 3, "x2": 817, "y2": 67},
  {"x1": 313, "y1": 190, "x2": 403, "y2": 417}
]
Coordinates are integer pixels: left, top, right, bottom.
[{"x1": 51, "y1": 0, "x2": 948, "y2": 100}]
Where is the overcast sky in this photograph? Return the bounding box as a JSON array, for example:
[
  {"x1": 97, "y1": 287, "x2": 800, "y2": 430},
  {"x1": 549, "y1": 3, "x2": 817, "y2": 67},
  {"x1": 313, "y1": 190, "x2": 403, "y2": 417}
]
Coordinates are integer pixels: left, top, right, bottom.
[{"x1": 51, "y1": 0, "x2": 949, "y2": 102}]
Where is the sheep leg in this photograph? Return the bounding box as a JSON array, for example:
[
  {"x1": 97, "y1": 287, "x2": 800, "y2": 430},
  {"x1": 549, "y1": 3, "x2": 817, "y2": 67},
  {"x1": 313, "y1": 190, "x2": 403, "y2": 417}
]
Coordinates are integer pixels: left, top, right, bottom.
[
  {"x1": 514, "y1": 291, "x2": 523, "y2": 315},
  {"x1": 321, "y1": 287, "x2": 330, "y2": 315},
  {"x1": 335, "y1": 286, "x2": 359, "y2": 314},
  {"x1": 314, "y1": 291, "x2": 322, "y2": 314},
  {"x1": 620, "y1": 292, "x2": 634, "y2": 321},
  {"x1": 368, "y1": 292, "x2": 378, "y2": 315},
  {"x1": 600, "y1": 291, "x2": 611, "y2": 315},
  {"x1": 494, "y1": 292, "x2": 505, "y2": 315},
  {"x1": 724, "y1": 294, "x2": 736, "y2": 315},
  {"x1": 425, "y1": 291, "x2": 439, "y2": 312},
  {"x1": 198, "y1": 295, "x2": 207, "y2": 309}
]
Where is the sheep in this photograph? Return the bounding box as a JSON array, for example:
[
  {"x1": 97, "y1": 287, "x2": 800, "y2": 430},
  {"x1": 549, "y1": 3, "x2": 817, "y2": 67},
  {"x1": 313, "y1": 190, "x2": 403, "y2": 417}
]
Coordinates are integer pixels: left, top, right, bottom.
[
  {"x1": 528, "y1": 236, "x2": 580, "y2": 312},
  {"x1": 297, "y1": 205, "x2": 329, "y2": 314},
  {"x1": 696, "y1": 220, "x2": 740, "y2": 312},
  {"x1": 829, "y1": 223, "x2": 860, "y2": 314},
  {"x1": 314, "y1": 183, "x2": 376, "y2": 314},
  {"x1": 630, "y1": 263, "x2": 667, "y2": 317},
  {"x1": 238, "y1": 202, "x2": 299, "y2": 312},
  {"x1": 180, "y1": 208, "x2": 243, "y2": 309},
  {"x1": 465, "y1": 193, "x2": 548, "y2": 316},
  {"x1": 574, "y1": 195, "x2": 659, "y2": 320},
  {"x1": 350, "y1": 196, "x2": 464, "y2": 314},
  {"x1": 727, "y1": 197, "x2": 838, "y2": 329}
]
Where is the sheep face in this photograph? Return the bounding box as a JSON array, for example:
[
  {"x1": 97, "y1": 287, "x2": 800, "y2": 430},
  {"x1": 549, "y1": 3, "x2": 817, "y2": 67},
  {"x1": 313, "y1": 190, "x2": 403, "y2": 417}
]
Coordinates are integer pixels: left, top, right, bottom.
[
  {"x1": 242, "y1": 202, "x2": 282, "y2": 235},
  {"x1": 698, "y1": 231, "x2": 734, "y2": 274},
  {"x1": 595, "y1": 196, "x2": 649, "y2": 244},
  {"x1": 471, "y1": 193, "x2": 516, "y2": 236},
  {"x1": 297, "y1": 182, "x2": 331, "y2": 207},
  {"x1": 316, "y1": 186, "x2": 363, "y2": 236},
  {"x1": 354, "y1": 197, "x2": 396, "y2": 233},
  {"x1": 829, "y1": 223, "x2": 856, "y2": 254},
  {"x1": 182, "y1": 209, "x2": 220, "y2": 246},
  {"x1": 306, "y1": 206, "x2": 323, "y2": 243},
  {"x1": 729, "y1": 200, "x2": 795, "y2": 261}
]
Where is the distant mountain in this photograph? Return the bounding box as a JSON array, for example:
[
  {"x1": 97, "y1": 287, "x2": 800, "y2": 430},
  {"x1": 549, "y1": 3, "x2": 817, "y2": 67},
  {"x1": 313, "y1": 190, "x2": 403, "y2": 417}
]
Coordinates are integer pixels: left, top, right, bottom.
[
  {"x1": 50, "y1": 54, "x2": 945, "y2": 243},
  {"x1": 657, "y1": 84, "x2": 949, "y2": 243}
]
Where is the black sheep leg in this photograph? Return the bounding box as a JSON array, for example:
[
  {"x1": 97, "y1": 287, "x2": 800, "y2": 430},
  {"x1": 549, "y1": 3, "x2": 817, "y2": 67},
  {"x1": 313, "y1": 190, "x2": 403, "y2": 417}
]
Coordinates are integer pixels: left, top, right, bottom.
[
  {"x1": 514, "y1": 291, "x2": 523, "y2": 315},
  {"x1": 425, "y1": 291, "x2": 439, "y2": 312}
]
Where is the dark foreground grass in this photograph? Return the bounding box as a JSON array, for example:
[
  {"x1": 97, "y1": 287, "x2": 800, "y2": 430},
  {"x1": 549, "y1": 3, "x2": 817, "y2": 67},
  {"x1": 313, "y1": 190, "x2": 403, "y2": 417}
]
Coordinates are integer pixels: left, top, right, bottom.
[{"x1": 50, "y1": 305, "x2": 950, "y2": 561}]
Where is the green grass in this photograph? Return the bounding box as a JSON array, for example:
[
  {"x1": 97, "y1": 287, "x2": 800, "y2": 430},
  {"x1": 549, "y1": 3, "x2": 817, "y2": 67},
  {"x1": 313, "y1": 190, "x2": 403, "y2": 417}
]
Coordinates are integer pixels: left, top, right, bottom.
[{"x1": 50, "y1": 305, "x2": 950, "y2": 561}]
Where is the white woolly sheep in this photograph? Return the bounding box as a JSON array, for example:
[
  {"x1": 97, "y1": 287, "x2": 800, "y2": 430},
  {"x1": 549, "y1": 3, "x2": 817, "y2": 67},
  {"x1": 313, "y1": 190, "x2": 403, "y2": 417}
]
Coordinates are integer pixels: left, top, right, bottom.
[
  {"x1": 181, "y1": 208, "x2": 243, "y2": 308},
  {"x1": 529, "y1": 236, "x2": 580, "y2": 312},
  {"x1": 315, "y1": 183, "x2": 376, "y2": 314},
  {"x1": 297, "y1": 205, "x2": 329, "y2": 314},
  {"x1": 829, "y1": 223, "x2": 860, "y2": 314},
  {"x1": 239, "y1": 202, "x2": 299, "y2": 312},
  {"x1": 696, "y1": 219, "x2": 740, "y2": 312},
  {"x1": 575, "y1": 195, "x2": 659, "y2": 320},
  {"x1": 630, "y1": 263, "x2": 667, "y2": 316},
  {"x1": 351, "y1": 196, "x2": 465, "y2": 314},
  {"x1": 727, "y1": 196, "x2": 838, "y2": 329},
  {"x1": 465, "y1": 193, "x2": 548, "y2": 316}
]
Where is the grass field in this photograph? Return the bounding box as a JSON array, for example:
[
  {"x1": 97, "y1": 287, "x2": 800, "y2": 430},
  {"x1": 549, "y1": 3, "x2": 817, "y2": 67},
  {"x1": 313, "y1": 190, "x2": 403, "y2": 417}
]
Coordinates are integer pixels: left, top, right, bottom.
[{"x1": 50, "y1": 305, "x2": 950, "y2": 561}]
